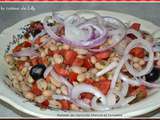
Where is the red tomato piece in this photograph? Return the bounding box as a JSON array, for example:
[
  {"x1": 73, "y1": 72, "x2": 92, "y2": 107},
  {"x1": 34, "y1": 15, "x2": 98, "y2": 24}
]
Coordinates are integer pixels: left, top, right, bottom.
[
  {"x1": 68, "y1": 72, "x2": 78, "y2": 83},
  {"x1": 84, "y1": 78, "x2": 94, "y2": 85},
  {"x1": 72, "y1": 58, "x2": 84, "y2": 66},
  {"x1": 59, "y1": 100, "x2": 71, "y2": 110},
  {"x1": 95, "y1": 51, "x2": 111, "y2": 61},
  {"x1": 130, "y1": 85, "x2": 147, "y2": 97},
  {"x1": 40, "y1": 99, "x2": 49, "y2": 108},
  {"x1": 130, "y1": 47, "x2": 145, "y2": 58},
  {"x1": 80, "y1": 93, "x2": 94, "y2": 100},
  {"x1": 83, "y1": 57, "x2": 93, "y2": 69},
  {"x1": 31, "y1": 83, "x2": 42, "y2": 96},
  {"x1": 93, "y1": 79, "x2": 111, "y2": 95},
  {"x1": 22, "y1": 41, "x2": 32, "y2": 47},
  {"x1": 64, "y1": 50, "x2": 77, "y2": 65},
  {"x1": 54, "y1": 64, "x2": 69, "y2": 77},
  {"x1": 130, "y1": 23, "x2": 141, "y2": 31}
]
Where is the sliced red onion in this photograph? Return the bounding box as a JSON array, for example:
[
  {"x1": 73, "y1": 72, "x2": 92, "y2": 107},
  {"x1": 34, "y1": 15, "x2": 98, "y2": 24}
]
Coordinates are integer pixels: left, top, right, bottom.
[
  {"x1": 32, "y1": 30, "x2": 47, "y2": 41},
  {"x1": 13, "y1": 48, "x2": 39, "y2": 57},
  {"x1": 71, "y1": 83, "x2": 107, "y2": 110},
  {"x1": 52, "y1": 95, "x2": 71, "y2": 101},
  {"x1": 91, "y1": 96, "x2": 110, "y2": 111},
  {"x1": 96, "y1": 61, "x2": 118, "y2": 77},
  {"x1": 43, "y1": 66, "x2": 53, "y2": 78},
  {"x1": 43, "y1": 23, "x2": 61, "y2": 41},
  {"x1": 50, "y1": 70, "x2": 73, "y2": 93},
  {"x1": 117, "y1": 96, "x2": 136, "y2": 107},
  {"x1": 126, "y1": 29, "x2": 142, "y2": 39},
  {"x1": 52, "y1": 12, "x2": 64, "y2": 24},
  {"x1": 111, "y1": 57, "x2": 127, "y2": 89},
  {"x1": 120, "y1": 81, "x2": 129, "y2": 97},
  {"x1": 119, "y1": 73, "x2": 140, "y2": 86},
  {"x1": 125, "y1": 39, "x2": 154, "y2": 77}
]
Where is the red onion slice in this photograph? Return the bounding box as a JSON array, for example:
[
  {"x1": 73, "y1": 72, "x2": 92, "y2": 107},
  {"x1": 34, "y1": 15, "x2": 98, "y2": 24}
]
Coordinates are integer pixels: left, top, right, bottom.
[
  {"x1": 13, "y1": 48, "x2": 39, "y2": 57},
  {"x1": 125, "y1": 39, "x2": 154, "y2": 77},
  {"x1": 71, "y1": 83, "x2": 107, "y2": 110},
  {"x1": 96, "y1": 61, "x2": 118, "y2": 77},
  {"x1": 43, "y1": 66, "x2": 53, "y2": 78},
  {"x1": 50, "y1": 70, "x2": 73, "y2": 93}
]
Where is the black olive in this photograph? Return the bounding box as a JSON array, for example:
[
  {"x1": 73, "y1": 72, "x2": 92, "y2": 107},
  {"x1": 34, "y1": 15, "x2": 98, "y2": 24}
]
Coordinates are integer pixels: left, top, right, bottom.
[
  {"x1": 145, "y1": 67, "x2": 160, "y2": 82},
  {"x1": 30, "y1": 64, "x2": 46, "y2": 80}
]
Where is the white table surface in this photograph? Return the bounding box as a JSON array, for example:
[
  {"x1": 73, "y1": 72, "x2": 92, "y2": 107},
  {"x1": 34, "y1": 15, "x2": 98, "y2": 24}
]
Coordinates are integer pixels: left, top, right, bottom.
[{"x1": 0, "y1": 3, "x2": 160, "y2": 118}]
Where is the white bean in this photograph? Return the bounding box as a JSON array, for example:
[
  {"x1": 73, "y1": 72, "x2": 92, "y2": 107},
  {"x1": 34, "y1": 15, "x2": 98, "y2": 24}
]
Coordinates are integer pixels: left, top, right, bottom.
[
  {"x1": 50, "y1": 77, "x2": 62, "y2": 88},
  {"x1": 56, "y1": 89, "x2": 61, "y2": 94},
  {"x1": 139, "y1": 59, "x2": 145, "y2": 66},
  {"x1": 95, "y1": 62, "x2": 105, "y2": 70},
  {"x1": 37, "y1": 79, "x2": 48, "y2": 91},
  {"x1": 43, "y1": 90, "x2": 53, "y2": 97},
  {"x1": 90, "y1": 56, "x2": 97, "y2": 64},
  {"x1": 70, "y1": 104, "x2": 79, "y2": 111},
  {"x1": 77, "y1": 74, "x2": 86, "y2": 82},
  {"x1": 47, "y1": 83, "x2": 56, "y2": 92},
  {"x1": 71, "y1": 66, "x2": 86, "y2": 74},
  {"x1": 49, "y1": 100, "x2": 62, "y2": 109},
  {"x1": 53, "y1": 54, "x2": 63, "y2": 64},
  {"x1": 24, "y1": 92, "x2": 34, "y2": 101},
  {"x1": 35, "y1": 95, "x2": 47, "y2": 103},
  {"x1": 74, "y1": 48, "x2": 88, "y2": 55},
  {"x1": 5, "y1": 54, "x2": 14, "y2": 65},
  {"x1": 61, "y1": 85, "x2": 68, "y2": 95},
  {"x1": 62, "y1": 44, "x2": 70, "y2": 50},
  {"x1": 27, "y1": 76, "x2": 34, "y2": 84}
]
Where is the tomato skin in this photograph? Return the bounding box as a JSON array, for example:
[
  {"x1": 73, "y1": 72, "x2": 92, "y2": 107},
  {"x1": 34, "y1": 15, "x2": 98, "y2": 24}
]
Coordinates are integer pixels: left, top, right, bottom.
[
  {"x1": 83, "y1": 57, "x2": 93, "y2": 69},
  {"x1": 31, "y1": 83, "x2": 42, "y2": 96},
  {"x1": 130, "y1": 85, "x2": 147, "y2": 97},
  {"x1": 22, "y1": 41, "x2": 32, "y2": 47},
  {"x1": 59, "y1": 100, "x2": 71, "y2": 110},
  {"x1": 130, "y1": 47, "x2": 145, "y2": 58},
  {"x1": 84, "y1": 78, "x2": 94, "y2": 85},
  {"x1": 64, "y1": 50, "x2": 77, "y2": 65},
  {"x1": 80, "y1": 93, "x2": 94, "y2": 100},
  {"x1": 68, "y1": 72, "x2": 78, "y2": 83},
  {"x1": 54, "y1": 64, "x2": 69, "y2": 77},
  {"x1": 40, "y1": 99, "x2": 49, "y2": 108},
  {"x1": 130, "y1": 23, "x2": 141, "y2": 31},
  {"x1": 93, "y1": 79, "x2": 111, "y2": 95},
  {"x1": 72, "y1": 58, "x2": 84, "y2": 66},
  {"x1": 95, "y1": 51, "x2": 111, "y2": 61},
  {"x1": 13, "y1": 41, "x2": 32, "y2": 53}
]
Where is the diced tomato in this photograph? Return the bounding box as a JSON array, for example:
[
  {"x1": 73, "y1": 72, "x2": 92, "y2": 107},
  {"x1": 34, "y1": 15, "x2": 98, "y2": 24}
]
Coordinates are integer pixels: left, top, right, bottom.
[
  {"x1": 64, "y1": 50, "x2": 77, "y2": 65},
  {"x1": 48, "y1": 50, "x2": 55, "y2": 56},
  {"x1": 130, "y1": 85, "x2": 147, "y2": 98},
  {"x1": 31, "y1": 83, "x2": 42, "y2": 96},
  {"x1": 40, "y1": 99, "x2": 49, "y2": 108},
  {"x1": 130, "y1": 23, "x2": 141, "y2": 31},
  {"x1": 30, "y1": 57, "x2": 39, "y2": 66},
  {"x1": 45, "y1": 75, "x2": 51, "y2": 83},
  {"x1": 34, "y1": 37, "x2": 41, "y2": 45},
  {"x1": 130, "y1": 47, "x2": 145, "y2": 58},
  {"x1": 84, "y1": 78, "x2": 94, "y2": 85},
  {"x1": 80, "y1": 93, "x2": 94, "y2": 100},
  {"x1": 72, "y1": 58, "x2": 84, "y2": 66},
  {"x1": 22, "y1": 41, "x2": 32, "y2": 48},
  {"x1": 83, "y1": 57, "x2": 93, "y2": 69},
  {"x1": 54, "y1": 64, "x2": 69, "y2": 77},
  {"x1": 128, "y1": 85, "x2": 138, "y2": 96},
  {"x1": 127, "y1": 34, "x2": 137, "y2": 40},
  {"x1": 68, "y1": 72, "x2": 78, "y2": 83},
  {"x1": 13, "y1": 45, "x2": 22, "y2": 53},
  {"x1": 93, "y1": 79, "x2": 111, "y2": 95},
  {"x1": 95, "y1": 51, "x2": 111, "y2": 61},
  {"x1": 59, "y1": 100, "x2": 71, "y2": 110}
]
